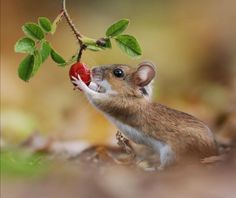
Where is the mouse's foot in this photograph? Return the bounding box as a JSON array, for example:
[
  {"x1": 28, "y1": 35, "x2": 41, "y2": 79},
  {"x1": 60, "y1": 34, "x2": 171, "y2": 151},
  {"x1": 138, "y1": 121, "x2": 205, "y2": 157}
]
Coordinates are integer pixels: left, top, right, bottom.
[{"x1": 116, "y1": 131, "x2": 136, "y2": 158}]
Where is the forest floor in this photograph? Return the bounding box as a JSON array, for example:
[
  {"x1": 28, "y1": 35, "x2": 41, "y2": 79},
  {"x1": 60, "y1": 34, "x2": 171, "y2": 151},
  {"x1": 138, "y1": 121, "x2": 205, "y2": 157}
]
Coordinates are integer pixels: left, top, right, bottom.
[{"x1": 1, "y1": 132, "x2": 236, "y2": 198}]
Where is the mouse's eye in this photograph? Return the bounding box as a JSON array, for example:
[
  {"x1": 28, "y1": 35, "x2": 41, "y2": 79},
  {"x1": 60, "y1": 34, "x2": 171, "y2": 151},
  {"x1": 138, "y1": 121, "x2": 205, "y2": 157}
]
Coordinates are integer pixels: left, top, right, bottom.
[{"x1": 113, "y1": 68, "x2": 124, "y2": 78}]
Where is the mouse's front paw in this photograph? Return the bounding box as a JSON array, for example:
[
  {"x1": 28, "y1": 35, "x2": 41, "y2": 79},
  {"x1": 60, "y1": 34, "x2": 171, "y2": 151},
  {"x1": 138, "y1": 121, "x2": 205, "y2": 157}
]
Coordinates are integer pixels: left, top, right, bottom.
[{"x1": 71, "y1": 75, "x2": 85, "y2": 90}]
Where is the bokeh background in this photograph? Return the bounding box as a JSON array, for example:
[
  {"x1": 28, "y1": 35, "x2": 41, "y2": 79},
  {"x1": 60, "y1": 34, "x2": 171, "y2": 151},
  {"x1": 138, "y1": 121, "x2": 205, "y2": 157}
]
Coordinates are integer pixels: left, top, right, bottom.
[
  {"x1": 1, "y1": 1, "x2": 236, "y2": 197},
  {"x1": 1, "y1": 0, "x2": 236, "y2": 144}
]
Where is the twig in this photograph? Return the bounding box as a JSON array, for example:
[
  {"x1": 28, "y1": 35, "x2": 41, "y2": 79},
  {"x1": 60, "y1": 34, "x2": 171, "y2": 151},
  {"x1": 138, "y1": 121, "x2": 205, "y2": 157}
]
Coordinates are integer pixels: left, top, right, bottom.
[
  {"x1": 61, "y1": 0, "x2": 105, "y2": 61},
  {"x1": 77, "y1": 44, "x2": 87, "y2": 62},
  {"x1": 61, "y1": 0, "x2": 83, "y2": 47},
  {"x1": 61, "y1": 0, "x2": 86, "y2": 61}
]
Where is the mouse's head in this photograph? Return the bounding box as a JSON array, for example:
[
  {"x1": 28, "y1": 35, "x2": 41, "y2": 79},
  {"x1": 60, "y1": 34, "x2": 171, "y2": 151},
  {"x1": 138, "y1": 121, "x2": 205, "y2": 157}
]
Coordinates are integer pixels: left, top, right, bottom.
[{"x1": 91, "y1": 62, "x2": 156, "y2": 98}]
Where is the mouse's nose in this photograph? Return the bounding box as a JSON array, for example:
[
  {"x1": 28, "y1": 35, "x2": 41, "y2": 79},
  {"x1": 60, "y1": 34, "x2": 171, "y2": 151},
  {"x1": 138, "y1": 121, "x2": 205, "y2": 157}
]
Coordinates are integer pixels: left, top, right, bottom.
[{"x1": 91, "y1": 67, "x2": 101, "y2": 75}]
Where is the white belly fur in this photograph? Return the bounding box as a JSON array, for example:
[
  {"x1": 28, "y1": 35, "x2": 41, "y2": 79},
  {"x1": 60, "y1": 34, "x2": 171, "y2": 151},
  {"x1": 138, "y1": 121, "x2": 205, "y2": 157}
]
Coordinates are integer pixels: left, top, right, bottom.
[
  {"x1": 106, "y1": 115, "x2": 176, "y2": 169},
  {"x1": 107, "y1": 115, "x2": 163, "y2": 151}
]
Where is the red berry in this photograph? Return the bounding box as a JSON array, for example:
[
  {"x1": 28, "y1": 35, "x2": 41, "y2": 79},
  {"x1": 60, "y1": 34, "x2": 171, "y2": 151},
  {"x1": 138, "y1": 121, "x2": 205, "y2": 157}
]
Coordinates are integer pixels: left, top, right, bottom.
[{"x1": 69, "y1": 62, "x2": 91, "y2": 89}]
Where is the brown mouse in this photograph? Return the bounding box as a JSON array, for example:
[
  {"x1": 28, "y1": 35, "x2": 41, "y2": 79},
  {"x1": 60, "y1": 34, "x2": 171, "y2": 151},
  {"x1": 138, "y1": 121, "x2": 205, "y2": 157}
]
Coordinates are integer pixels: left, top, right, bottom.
[{"x1": 71, "y1": 61, "x2": 219, "y2": 169}]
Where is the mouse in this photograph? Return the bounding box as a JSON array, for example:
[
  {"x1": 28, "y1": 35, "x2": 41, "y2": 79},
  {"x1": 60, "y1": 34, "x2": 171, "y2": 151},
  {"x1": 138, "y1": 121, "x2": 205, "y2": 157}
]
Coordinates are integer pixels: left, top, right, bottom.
[{"x1": 71, "y1": 61, "x2": 219, "y2": 170}]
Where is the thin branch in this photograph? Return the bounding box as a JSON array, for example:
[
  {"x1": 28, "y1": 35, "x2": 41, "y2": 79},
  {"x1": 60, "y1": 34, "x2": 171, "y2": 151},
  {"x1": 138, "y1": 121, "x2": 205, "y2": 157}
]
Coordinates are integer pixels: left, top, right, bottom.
[
  {"x1": 62, "y1": 0, "x2": 83, "y2": 46},
  {"x1": 77, "y1": 44, "x2": 87, "y2": 62}
]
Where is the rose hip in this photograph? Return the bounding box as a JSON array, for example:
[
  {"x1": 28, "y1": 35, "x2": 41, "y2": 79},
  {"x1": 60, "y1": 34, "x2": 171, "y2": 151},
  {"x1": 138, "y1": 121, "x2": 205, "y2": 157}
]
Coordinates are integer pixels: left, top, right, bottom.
[{"x1": 69, "y1": 62, "x2": 91, "y2": 89}]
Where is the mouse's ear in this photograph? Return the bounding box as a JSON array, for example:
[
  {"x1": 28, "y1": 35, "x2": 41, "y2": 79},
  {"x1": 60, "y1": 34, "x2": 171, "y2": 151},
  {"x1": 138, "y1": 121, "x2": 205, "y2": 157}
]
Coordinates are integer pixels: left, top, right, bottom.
[{"x1": 134, "y1": 61, "x2": 156, "y2": 87}]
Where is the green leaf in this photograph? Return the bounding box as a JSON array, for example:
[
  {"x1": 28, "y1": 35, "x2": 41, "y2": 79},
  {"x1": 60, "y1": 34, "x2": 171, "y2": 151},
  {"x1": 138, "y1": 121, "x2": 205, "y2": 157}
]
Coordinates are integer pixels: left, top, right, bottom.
[
  {"x1": 86, "y1": 45, "x2": 104, "y2": 52},
  {"x1": 115, "y1": 35, "x2": 142, "y2": 58},
  {"x1": 51, "y1": 12, "x2": 64, "y2": 34},
  {"x1": 22, "y1": 23, "x2": 45, "y2": 40},
  {"x1": 14, "y1": 37, "x2": 35, "y2": 54},
  {"x1": 81, "y1": 37, "x2": 97, "y2": 46},
  {"x1": 81, "y1": 36, "x2": 105, "y2": 51},
  {"x1": 18, "y1": 55, "x2": 34, "y2": 81},
  {"x1": 31, "y1": 50, "x2": 42, "y2": 76},
  {"x1": 58, "y1": 54, "x2": 78, "y2": 67},
  {"x1": 50, "y1": 48, "x2": 66, "y2": 65},
  {"x1": 38, "y1": 17, "x2": 52, "y2": 33},
  {"x1": 106, "y1": 19, "x2": 129, "y2": 37},
  {"x1": 105, "y1": 38, "x2": 112, "y2": 48},
  {"x1": 40, "y1": 41, "x2": 51, "y2": 63}
]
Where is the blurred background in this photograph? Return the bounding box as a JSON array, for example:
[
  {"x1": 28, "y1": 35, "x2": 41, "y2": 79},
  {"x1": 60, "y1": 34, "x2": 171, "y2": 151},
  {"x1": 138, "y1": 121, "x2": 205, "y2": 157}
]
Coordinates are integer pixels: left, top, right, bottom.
[
  {"x1": 1, "y1": 0, "x2": 236, "y2": 197},
  {"x1": 1, "y1": 0, "x2": 236, "y2": 144}
]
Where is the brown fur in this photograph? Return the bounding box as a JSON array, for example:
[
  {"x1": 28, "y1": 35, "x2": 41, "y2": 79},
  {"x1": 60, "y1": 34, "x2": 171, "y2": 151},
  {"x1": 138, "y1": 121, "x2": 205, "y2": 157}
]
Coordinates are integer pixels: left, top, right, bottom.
[{"x1": 91, "y1": 63, "x2": 219, "y2": 160}]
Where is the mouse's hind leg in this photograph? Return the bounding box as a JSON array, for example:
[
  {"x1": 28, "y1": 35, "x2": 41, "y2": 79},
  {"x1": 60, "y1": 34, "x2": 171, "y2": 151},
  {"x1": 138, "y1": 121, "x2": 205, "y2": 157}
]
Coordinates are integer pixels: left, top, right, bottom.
[
  {"x1": 148, "y1": 138, "x2": 176, "y2": 170},
  {"x1": 157, "y1": 144, "x2": 176, "y2": 170}
]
